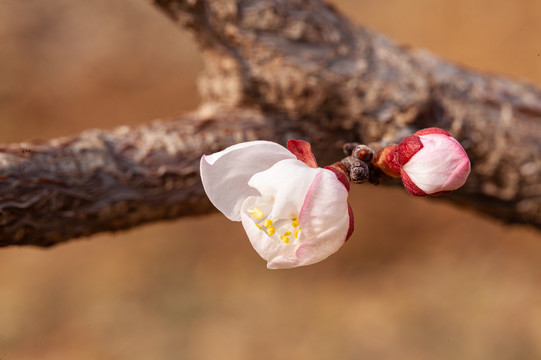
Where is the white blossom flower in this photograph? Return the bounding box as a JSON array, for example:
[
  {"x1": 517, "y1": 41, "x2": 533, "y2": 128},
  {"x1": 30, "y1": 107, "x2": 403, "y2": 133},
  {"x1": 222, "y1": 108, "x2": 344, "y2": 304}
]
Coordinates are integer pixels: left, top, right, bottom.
[{"x1": 200, "y1": 140, "x2": 353, "y2": 269}]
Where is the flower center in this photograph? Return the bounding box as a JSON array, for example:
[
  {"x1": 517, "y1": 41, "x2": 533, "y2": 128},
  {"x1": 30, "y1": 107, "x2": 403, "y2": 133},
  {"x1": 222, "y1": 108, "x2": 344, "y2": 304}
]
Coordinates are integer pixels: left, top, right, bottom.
[{"x1": 248, "y1": 207, "x2": 301, "y2": 244}]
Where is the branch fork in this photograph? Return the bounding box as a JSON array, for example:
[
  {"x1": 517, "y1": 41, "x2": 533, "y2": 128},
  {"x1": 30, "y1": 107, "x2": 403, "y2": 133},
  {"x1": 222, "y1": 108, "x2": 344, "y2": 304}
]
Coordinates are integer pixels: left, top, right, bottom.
[{"x1": 1, "y1": 0, "x2": 540, "y2": 247}]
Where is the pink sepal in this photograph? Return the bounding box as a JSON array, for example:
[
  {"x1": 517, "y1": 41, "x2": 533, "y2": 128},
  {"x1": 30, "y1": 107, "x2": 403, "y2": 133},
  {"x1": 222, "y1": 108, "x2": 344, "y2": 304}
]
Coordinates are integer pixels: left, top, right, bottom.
[
  {"x1": 398, "y1": 135, "x2": 423, "y2": 166},
  {"x1": 376, "y1": 144, "x2": 401, "y2": 178},
  {"x1": 287, "y1": 140, "x2": 318, "y2": 168}
]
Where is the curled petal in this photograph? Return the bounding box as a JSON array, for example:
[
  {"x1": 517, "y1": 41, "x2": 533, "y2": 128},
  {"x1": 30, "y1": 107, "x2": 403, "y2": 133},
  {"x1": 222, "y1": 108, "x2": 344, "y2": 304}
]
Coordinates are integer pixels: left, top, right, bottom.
[
  {"x1": 324, "y1": 165, "x2": 350, "y2": 192},
  {"x1": 200, "y1": 141, "x2": 295, "y2": 220},
  {"x1": 267, "y1": 169, "x2": 350, "y2": 269},
  {"x1": 248, "y1": 159, "x2": 323, "y2": 220}
]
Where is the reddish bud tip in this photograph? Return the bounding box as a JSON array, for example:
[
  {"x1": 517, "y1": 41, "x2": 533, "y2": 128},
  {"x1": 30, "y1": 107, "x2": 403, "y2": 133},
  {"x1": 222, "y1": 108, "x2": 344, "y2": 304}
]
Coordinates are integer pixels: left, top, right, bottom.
[{"x1": 287, "y1": 140, "x2": 318, "y2": 168}]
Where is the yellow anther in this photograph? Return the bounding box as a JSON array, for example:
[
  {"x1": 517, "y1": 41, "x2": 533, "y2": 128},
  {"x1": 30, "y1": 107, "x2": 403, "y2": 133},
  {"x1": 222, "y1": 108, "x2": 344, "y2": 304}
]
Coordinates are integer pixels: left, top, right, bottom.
[
  {"x1": 283, "y1": 231, "x2": 291, "y2": 236},
  {"x1": 248, "y1": 207, "x2": 264, "y2": 219},
  {"x1": 267, "y1": 226, "x2": 275, "y2": 236},
  {"x1": 291, "y1": 218, "x2": 299, "y2": 227},
  {"x1": 294, "y1": 228, "x2": 301, "y2": 239},
  {"x1": 280, "y1": 236, "x2": 290, "y2": 244},
  {"x1": 255, "y1": 223, "x2": 261, "y2": 230},
  {"x1": 264, "y1": 219, "x2": 273, "y2": 227}
]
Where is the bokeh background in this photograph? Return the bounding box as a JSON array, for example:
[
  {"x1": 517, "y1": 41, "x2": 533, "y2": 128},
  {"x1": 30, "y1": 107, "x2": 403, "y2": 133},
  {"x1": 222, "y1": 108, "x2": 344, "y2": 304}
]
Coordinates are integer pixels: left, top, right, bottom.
[{"x1": 1, "y1": 0, "x2": 541, "y2": 359}]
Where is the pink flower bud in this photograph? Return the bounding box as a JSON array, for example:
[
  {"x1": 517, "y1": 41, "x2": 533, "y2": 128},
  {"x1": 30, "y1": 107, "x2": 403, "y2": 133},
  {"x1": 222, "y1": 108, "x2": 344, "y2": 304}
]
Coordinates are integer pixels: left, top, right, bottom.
[{"x1": 398, "y1": 128, "x2": 471, "y2": 196}]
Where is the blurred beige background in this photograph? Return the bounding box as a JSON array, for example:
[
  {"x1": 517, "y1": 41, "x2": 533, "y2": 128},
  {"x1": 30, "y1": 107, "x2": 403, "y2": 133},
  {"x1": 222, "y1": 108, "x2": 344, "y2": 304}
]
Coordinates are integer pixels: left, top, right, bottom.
[{"x1": 1, "y1": 0, "x2": 541, "y2": 359}]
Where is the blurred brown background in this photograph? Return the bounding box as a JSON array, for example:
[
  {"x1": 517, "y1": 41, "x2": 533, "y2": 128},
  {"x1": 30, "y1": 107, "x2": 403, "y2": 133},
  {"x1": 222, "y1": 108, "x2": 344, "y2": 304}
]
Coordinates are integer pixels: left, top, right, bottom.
[{"x1": 1, "y1": 0, "x2": 541, "y2": 359}]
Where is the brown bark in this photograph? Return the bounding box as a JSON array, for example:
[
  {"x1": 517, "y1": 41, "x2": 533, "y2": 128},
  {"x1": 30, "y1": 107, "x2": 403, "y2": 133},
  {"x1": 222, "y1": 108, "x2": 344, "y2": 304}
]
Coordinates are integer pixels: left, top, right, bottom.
[{"x1": 1, "y1": 0, "x2": 540, "y2": 246}]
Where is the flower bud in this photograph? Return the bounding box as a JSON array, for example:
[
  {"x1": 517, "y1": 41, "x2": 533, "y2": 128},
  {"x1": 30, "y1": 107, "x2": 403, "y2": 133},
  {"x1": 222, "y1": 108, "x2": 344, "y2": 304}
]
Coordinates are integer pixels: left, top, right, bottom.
[{"x1": 398, "y1": 128, "x2": 471, "y2": 196}]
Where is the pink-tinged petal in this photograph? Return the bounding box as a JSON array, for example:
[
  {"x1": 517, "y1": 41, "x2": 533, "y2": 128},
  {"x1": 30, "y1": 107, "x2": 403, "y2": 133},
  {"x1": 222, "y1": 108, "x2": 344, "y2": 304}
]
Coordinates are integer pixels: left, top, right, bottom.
[
  {"x1": 397, "y1": 134, "x2": 423, "y2": 166},
  {"x1": 200, "y1": 141, "x2": 295, "y2": 221},
  {"x1": 438, "y1": 150, "x2": 471, "y2": 190},
  {"x1": 324, "y1": 166, "x2": 350, "y2": 191},
  {"x1": 298, "y1": 169, "x2": 349, "y2": 240},
  {"x1": 287, "y1": 140, "x2": 318, "y2": 168},
  {"x1": 320, "y1": 171, "x2": 354, "y2": 241},
  {"x1": 402, "y1": 134, "x2": 470, "y2": 194},
  {"x1": 248, "y1": 159, "x2": 323, "y2": 220},
  {"x1": 268, "y1": 169, "x2": 349, "y2": 268}
]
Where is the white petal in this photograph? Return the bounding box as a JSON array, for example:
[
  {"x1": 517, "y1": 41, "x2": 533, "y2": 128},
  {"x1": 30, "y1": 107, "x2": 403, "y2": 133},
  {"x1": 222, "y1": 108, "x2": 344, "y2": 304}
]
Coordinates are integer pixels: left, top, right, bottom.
[
  {"x1": 265, "y1": 169, "x2": 349, "y2": 269},
  {"x1": 240, "y1": 159, "x2": 324, "y2": 268},
  {"x1": 247, "y1": 159, "x2": 323, "y2": 220},
  {"x1": 200, "y1": 141, "x2": 295, "y2": 221},
  {"x1": 291, "y1": 169, "x2": 349, "y2": 267},
  {"x1": 403, "y1": 134, "x2": 470, "y2": 194}
]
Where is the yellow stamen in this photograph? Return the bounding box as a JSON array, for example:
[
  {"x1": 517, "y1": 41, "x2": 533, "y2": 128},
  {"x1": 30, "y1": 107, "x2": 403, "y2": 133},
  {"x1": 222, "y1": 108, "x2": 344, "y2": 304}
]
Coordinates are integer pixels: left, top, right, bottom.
[
  {"x1": 248, "y1": 207, "x2": 264, "y2": 219},
  {"x1": 267, "y1": 226, "x2": 275, "y2": 236},
  {"x1": 283, "y1": 231, "x2": 291, "y2": 236},
  {"x1": 294, "y1": 228, "x2": 301, "y2": 239},
  {"x1": 255, "y1": 223, "x2": 261, "y2": 230},
  {"x1": 280, "y1": 235, "x2": 290, "y2": 244},
  {"x1": 264, "y1": 219, "x2": 274, "y2": 227},
  {"x1": 291, "y1": 218, "x2": 299, "y2": 227}
]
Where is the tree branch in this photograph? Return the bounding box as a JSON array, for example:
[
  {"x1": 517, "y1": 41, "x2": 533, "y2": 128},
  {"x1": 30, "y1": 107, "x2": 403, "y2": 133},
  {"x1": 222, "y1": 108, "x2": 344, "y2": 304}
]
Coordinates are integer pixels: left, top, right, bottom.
[
  {"x1": 1, "y1": 0, "x2": 540, "y2": 246},
  {"x1": 154, "y1": 0, "x2": 541, "y2": 227}
]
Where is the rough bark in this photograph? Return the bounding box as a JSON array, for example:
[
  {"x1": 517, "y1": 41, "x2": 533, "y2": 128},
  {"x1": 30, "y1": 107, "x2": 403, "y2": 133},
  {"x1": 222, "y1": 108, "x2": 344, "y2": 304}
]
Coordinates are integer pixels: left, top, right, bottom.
[{"x1": 1, "y1": 0, "x2": 540, "y2": 246}]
